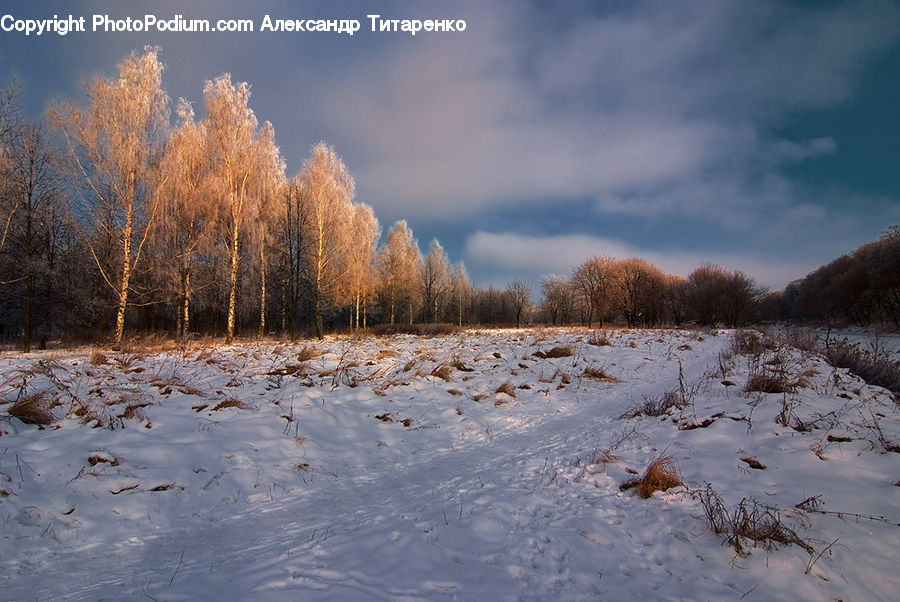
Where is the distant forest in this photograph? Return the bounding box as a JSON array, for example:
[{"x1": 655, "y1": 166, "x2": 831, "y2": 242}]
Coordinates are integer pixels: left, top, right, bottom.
[{"x1": 1, "y1": 49, "x2": 898, "y2": 351}]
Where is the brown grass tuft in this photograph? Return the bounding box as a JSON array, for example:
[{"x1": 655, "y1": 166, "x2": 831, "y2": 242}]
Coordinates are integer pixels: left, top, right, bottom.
[
  {"x1": 296, "y1": 346, "x2": 321, "y2": 362},
  {"x1": 211, "y1": 398, "x2": 249, "y2": 411},
  {"x1": 90, "y1": 348, "x2": 109, "y2": 365},
  {"x1": 534, "y1": 346, "x2": 574, "y2": 359},
  {"x1": 620, "y1": 455, "x2": 683, "y2": 498},
  {"x1": 582, "y1": 365, "x2": 619, "y2": 382},
  {"x1": 588, "y1": 333, "x2": 612, "y2": 347},
  {"x1": 431, "y1": 364, "x2": 454, "y2": 382},
  {"x1": 8, "y1": 392, "x2": 55, "y2": 426},
  {"x1": 744, "y1": 372, "x2": 794, "y2": 394},
  {"x1": 495, "y1": 382, "x2": 517, "y2": 398}
]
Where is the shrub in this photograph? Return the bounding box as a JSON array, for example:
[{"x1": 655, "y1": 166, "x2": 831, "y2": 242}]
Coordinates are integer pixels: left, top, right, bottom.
[
  {"x1": 696, "y1": 485, "x2": 813, "y2": 555},
  {"x1": 732, "y1": 329, "x2": 777, "y2": 356},
  {"x1": 823, "y1": 340, "x2": 900, "y2": 399}
]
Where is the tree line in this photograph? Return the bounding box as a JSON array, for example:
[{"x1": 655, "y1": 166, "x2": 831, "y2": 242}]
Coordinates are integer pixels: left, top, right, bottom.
[
  {"x1": 0, "y1": 49, "x2": 894, "y2": 351},
  {"x1": 773, "y1": 226, "x2": 900, "y2": 328}
]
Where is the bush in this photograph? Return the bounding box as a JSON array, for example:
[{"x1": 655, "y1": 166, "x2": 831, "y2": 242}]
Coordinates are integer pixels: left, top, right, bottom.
[
  {"x1": 732, "y1": 329, "x2": 777, "y2": 356},
  {"x1": 695, "y1": 485, "x2": 813, "y2": 555},
  {"x1": 823, "y1": 340, "x2": 900, "y2": 399}
]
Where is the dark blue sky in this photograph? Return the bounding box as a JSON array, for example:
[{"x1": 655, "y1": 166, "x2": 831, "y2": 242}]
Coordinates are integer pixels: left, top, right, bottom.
[{"x1": 2, "y1": 0, "x2": 898, "y2": 289}]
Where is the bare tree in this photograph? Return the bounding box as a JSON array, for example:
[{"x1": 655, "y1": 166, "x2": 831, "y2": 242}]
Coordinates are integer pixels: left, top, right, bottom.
[
  {"x1": 4, "y1": 123, "x2": 59, "y2": 351},
  {"x1": 345, "y1": 203, "x2": 380, "y2": 329},
  {"x1": 506, "y1": 278, "x2": 531, "y2": 328},
  {"x1": 571, "y1": 256, "x2": 618, "y2": 328},
  {"x1": 540, "y1": 276, "x2": 574, "y2": 325},
  {"x1": 615, "y1": 258, "x2": 667, "y2": 327},
  {"x1": 421, "y1": 239, "x2": 450, "y2": 323},
  {"x1": 376, "y1": 220, "x2": 422, "y2": 325},
  {"x1": 297, "y1": 142, "x2": 355, "y2": 339},
  {"x1": 50, "y1": 47, "x2": 169, "y2": 347}
]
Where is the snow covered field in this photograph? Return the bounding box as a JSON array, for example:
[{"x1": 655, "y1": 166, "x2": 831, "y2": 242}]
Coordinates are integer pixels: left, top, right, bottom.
[{"x1": 1, "y1": 328, "x2": 898, "y2": 600}]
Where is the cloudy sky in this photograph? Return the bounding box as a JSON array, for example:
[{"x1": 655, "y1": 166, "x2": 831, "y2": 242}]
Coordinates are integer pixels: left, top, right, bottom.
[{"x1": 2, "y1": 0, "x2": 898, "y2": 290}]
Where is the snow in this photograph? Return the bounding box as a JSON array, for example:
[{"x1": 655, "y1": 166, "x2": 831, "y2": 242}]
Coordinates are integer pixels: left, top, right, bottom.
[{"x1": 1, "y1": 328, "x2": 898, "y2": 600}]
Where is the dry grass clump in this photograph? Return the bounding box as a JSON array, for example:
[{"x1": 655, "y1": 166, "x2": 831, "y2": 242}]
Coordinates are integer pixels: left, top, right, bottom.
[
  {"x1": 90, "y1": 348, "x2": 109, "y2": 366},
  {"x1": 732, "y1": 329, "x2": 778, "y2": 356},
  {"x1": 582, "y1": 365, "x2": 619, "y2": 382},
  {"x1": 621, "y1": 390, "x2": 683, "y2": 419},
  {"x1": 696, "y1": 485, "x2": 813, "y2": 555},
  {"x1": 265, "y1": 363, "x2": 307, "y2": 377},
  {"x1": 431, "y1": 363, "x2": 454, "y2": 382},
  {"x1": 744, "y1": 371, "x2": 795, "y2": 394},
  {"x1": 534, "y1": 346, "x2": 574, "y2": 359},
  {"x1": 495, "y1": 382, "x2": 517, "y2": 398},
  {"x1": 588, "y1": 333, "x2": 612, "y2": 347},
  {"x1": 620, "y1": 455, "x2": 683, "y2": 498},
  {"x1": 211, "y1": 398, "x2": 250, "y2": 411},
  {"x1": 296, "y1": 346, "x2": 322, "y2": 362},
  {"x1": 7, "y1": 392, "x2": 56, "y2": 426}
]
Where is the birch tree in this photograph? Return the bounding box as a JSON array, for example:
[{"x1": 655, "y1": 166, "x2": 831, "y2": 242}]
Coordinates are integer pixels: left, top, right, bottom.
[
  {"x1": 157, "y1": 100, "x2": 211, "y2": 340},
  {"x1": 203, "y1": 73, "x2": 277, "y2": 343},
  {"x1": 345, "y1": 203, "x2": 379, "y2": 329},
  {"x1": 448, "y1": 262, "x2": 474, "y2": 327},
  {"x1": 49, "y1": 48, "x2": 169, "y2": 347},
  {"x1": 376, "y1": 220, "x2": 422, "y2": 325},
  {"x1": 297, "y1": 142, "x2": 354, "y2": 339}
]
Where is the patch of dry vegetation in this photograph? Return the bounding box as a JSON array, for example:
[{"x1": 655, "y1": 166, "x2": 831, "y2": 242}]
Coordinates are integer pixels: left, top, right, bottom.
[
  {"x1": 620, "y1": 455, "x2": 683, "y2": 498},
  {"x1": 534, "y1": 346, "x2": 574, "y2": 359},
  {"x1": 211, "y1": 398, "x2": 250, "y2": 411},
  {"x1": 7, "y1": 391, "x2": 56, "y2": 426},
  {"x1": 582, "y1": 365, "x2": 619, "y2": 382},
  {"x1": 696, "y1": 485, "x2": 813, "y2": 555},
  {"x1": 495, "y1": 382, "x2": 517, "y2": 398}
]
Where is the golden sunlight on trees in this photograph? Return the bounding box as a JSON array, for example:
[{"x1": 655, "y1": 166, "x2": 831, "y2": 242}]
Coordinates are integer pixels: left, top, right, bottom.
[
  {"x1": 376, "y1": 220, "x2": 422, "y2": 326},
  {"x1": 49, "y1": 47, "x2": 169, "y2": 348},
  {"x1": 203, "y1": 73, "x2": 283, "y2": 343},
  {"x1": 571, "y1": 256, "x2": 618, "y2": 328},
  {"x1": 345, "y1": 203, "x2": 380, "y2": 329},
  {"x1": 157, "y1": 100, "x2": 211, "y2": 341},
  {"x1": 3, "y1": 48, "x2": 893, "y2": 345},
  {"x1": 297, "y1": 142, "x2": 355, "y2": 339}
]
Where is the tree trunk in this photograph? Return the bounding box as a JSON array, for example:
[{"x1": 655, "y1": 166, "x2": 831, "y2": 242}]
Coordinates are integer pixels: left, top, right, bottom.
[
  {"x1": 258, "y1": 246, "x2": 266, "y2": 339},
  {"x1": 114, "y1": 207, "x2": 134, "y2": 349},
  {"x1": 182, "y1": 270, "x2": 191, "y2": 340},
  {"x1": 226, "y1": 218, "x2": 240, "y2": 343},
  {"x1": 22, "y1": 206, "x2": 32, "y2": 353}
]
